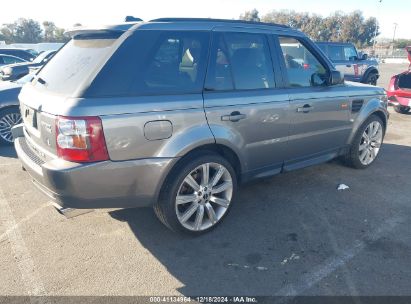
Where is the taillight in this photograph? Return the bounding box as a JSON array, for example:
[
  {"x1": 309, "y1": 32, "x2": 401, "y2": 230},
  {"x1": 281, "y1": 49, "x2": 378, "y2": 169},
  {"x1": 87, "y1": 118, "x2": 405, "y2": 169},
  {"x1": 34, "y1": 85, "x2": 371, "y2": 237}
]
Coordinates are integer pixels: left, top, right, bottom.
[
  {"x1": 56, "y1": 116, "x2": 109, "y2": 162},
  {"x1": 353, "y1": 64, "x2": 359, "y2": 77}
]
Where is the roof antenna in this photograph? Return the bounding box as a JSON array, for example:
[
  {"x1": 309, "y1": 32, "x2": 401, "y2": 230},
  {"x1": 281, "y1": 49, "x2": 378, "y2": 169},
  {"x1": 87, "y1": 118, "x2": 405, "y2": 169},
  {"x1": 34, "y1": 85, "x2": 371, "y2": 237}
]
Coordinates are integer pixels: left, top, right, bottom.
[{"x1": 125, "y1": 16, "x2": 142, "y2": 22}]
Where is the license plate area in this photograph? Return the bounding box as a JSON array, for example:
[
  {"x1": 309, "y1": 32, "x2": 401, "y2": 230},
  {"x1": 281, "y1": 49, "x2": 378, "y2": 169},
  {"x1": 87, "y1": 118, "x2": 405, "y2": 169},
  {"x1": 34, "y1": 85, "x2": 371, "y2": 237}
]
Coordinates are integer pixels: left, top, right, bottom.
[{"x1": 22, "y1": 105, "x2": 38, "y2": 129}]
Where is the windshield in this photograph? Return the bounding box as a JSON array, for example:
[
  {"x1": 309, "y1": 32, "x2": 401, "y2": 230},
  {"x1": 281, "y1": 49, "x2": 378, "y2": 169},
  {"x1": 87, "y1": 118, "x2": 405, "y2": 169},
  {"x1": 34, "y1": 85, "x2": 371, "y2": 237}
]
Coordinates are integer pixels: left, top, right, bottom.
[
  {"x1": 33, "y1": 51, "x2": 52, "y2": 64},
  {"x1": 33, "y1": 33, "x2": 120, "y2": 95}
]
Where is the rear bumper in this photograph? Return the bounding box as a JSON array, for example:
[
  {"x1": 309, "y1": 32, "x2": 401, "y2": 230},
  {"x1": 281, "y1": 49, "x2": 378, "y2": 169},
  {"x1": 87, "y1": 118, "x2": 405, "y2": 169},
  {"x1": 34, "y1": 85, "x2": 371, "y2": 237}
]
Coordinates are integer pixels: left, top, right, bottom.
[
  {"x1": 14, "y1": 136, "x2": 177, "y2": 209},
  {"x1": 388, "y1": 95, "x2": 411, "y2": 107}
]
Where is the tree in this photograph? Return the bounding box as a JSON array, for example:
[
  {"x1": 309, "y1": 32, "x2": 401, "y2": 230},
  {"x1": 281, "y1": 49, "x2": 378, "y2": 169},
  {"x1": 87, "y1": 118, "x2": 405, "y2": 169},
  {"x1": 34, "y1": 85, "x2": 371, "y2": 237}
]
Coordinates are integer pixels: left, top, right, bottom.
[
  {"x1": 249, "y1": 10, "x2": 379, "y2": 47},
  {"x1": 43, "y1": 21, "x2": 57, "y2": 42},
  {"x1": 0, "y1": 23, "x2": 18, "y2": 44},
  {"x1": 0, "y1": 18, "x2": 69, "y2": 44},
  {"x1": 395, "y1": 39, "x2": 411, "y2": 49},
  {"x1": 54, "y1": 28, "x2": 69, "y2": 43},
  {"x1": 13, "y1": 18, "x2": 42, "y2": 43},
  {"x1": 240, "y1": 9, "x2": 261, "y2": 22},
  {"x1": 42, "y1": 21, "x2": 69, "y2": 42}
]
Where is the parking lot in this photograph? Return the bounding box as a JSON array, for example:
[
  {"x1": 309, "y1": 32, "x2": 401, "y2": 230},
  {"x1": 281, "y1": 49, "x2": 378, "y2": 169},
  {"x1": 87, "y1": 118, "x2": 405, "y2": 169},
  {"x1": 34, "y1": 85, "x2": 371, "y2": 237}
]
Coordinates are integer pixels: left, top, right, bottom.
[{"x1": 0, "y1": 63, "x2": 410, "y2": 297}]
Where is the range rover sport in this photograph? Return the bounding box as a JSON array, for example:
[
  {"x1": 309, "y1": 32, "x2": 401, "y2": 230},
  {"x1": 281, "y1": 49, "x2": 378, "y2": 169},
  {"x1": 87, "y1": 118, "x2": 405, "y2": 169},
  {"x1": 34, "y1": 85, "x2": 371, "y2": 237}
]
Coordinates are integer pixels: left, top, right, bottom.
[{"x1": 13, "y1": 18, "x2": 389, "y2": 234}]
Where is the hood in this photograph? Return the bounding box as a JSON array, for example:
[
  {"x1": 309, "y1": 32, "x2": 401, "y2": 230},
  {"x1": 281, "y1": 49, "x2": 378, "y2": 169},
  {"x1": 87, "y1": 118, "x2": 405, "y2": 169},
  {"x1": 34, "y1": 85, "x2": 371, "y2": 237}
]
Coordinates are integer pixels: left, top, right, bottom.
[
  {"x1": 344, "y1": 80, "x2": 385, "y2": 95},
  {"x1": 1, "y1": 61, "x2": 38, "y2": 70}
]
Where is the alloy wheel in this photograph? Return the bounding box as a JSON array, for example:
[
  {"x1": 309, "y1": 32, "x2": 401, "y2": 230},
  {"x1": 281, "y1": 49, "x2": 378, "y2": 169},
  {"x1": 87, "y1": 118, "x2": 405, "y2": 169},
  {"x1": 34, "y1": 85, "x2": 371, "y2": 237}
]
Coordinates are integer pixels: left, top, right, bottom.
[
  {"x1": 358, "y1": 120, "x2": 383, "y2": 165},
  {"x1": 175, "y1": 162, "x2": 233, "y2": 231},
  {"x1": 0, "y1": 112, "x2": 22, "y2": 143}
]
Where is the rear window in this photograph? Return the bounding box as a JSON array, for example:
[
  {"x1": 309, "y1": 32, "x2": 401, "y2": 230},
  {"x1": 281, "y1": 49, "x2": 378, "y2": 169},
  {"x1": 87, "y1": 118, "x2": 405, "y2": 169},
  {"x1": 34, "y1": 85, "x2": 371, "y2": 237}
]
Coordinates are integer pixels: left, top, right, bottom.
[
  {"x1": 86, "y1": 30, "x2": 210, "y2": 97},
  {"x1": 33, "y1": 33, "x2": 121, "y2": 95}
]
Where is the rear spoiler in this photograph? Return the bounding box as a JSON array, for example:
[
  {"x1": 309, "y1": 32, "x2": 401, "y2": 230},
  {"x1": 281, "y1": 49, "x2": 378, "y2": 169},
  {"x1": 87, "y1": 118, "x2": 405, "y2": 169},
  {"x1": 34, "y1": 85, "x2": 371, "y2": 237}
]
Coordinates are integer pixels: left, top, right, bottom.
[{"x1": 65, "y1": 23, "x2": 140, "y2": 38}]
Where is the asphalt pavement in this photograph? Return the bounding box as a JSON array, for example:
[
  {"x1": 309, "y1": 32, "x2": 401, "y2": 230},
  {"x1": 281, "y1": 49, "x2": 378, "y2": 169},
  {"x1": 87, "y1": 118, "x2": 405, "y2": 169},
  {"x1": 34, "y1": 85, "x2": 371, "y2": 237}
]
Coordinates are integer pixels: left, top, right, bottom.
[{"x1": 0, "y1": 63, "x2": 410, "y2": 297}]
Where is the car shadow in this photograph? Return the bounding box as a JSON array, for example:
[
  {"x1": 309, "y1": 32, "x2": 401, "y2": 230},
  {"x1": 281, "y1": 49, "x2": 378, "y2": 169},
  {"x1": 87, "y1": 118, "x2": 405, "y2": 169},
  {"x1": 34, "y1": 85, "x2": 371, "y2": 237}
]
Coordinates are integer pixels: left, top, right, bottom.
[
  {"x1": 108, "y1": 143, "x2": 411, "y2": 296},
  {"x1": 0, "y1": 144, "x2": 17, "y2": 158}
]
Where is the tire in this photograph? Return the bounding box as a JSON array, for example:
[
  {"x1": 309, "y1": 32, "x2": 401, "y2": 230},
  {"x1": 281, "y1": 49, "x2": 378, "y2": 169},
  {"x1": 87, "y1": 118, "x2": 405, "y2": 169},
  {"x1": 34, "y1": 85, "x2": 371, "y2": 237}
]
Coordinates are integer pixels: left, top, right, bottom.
[
  {"x1": 394, "y1": 105, "x2": 410, "y2": 114},
  {"x1": 364, "y1": 72, "x2": 378, "y2": 86},
  {"x1": 344, "y1": 115, "x2": 385, "y2": 169},
  {"x1": 0, "y1": 107, "x2": 22, "y2": 145},
  {"x1": 154, "y1": 151, "x2": 238, "y2": 235}
]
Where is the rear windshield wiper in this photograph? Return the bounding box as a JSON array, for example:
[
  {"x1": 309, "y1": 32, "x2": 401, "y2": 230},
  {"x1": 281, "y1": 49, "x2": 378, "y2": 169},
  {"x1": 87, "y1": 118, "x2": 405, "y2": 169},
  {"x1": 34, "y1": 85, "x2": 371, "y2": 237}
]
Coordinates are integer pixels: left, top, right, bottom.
[
  {"x1": 32, "y1": 75, "x2": 47, "y2": 86},
  {"x1": 37, "y1": 77, "x2": 46, "y2": 85}
]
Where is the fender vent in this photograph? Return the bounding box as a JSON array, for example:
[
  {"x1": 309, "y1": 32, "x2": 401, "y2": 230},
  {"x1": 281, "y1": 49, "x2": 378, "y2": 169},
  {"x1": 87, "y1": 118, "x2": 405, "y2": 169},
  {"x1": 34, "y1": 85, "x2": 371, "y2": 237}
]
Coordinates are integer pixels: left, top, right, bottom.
[{"x1": 351, "y1": 99, "x2": 364, "y2": 113}]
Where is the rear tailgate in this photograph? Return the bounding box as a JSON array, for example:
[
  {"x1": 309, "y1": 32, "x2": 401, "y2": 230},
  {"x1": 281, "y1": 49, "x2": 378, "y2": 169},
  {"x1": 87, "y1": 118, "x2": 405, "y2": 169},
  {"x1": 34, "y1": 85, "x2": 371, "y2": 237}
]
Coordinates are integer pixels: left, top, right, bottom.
[
  {"x1": 19, "y1": 85, "x2": 63, "y2": 162},
  {"x1": 17, "y1": 29, "x2": 128, "y2": 162}
]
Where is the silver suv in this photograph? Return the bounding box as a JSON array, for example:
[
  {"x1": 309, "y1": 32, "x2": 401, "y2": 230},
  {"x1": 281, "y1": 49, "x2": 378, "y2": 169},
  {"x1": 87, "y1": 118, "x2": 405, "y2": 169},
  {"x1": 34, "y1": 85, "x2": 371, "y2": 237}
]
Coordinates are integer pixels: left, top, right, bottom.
[
  {"x1": 13, "y1": 18, "x2": 388, "y2": 234},
  {"x1": 316, "y1": 42, "x2": 379, "y2": 85}
]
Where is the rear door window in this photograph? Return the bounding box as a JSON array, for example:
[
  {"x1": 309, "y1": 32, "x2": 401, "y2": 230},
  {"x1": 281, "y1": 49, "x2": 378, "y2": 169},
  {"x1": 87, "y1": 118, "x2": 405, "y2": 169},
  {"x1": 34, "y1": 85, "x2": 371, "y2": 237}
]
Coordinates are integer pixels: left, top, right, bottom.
[
  {"x1": 328, "y1": 45, "x2": 345, "y2": 61},
  {"x1": 205, "y1": 32, "x2": 275, "y2": 91}
]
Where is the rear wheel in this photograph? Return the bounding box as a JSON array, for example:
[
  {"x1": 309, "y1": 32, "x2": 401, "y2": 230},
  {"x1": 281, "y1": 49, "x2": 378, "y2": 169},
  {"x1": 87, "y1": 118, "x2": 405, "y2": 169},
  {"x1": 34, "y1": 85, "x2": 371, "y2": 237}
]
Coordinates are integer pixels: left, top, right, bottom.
[
  {"x1": 344, "y1": 115, "x2": 385, "y2": 169},
  {"x1": 364, "y1": 72, "x2": 378, "y2": 86},
  {"x1": 154, "y1": 152, "x2": 237, "y2": 235},
  {"x1": 394, "y1": 105, "x2": 410, "y2": 114},
  {"x1": 0, "y1": 107, "x2": 22, "y2": 145}
]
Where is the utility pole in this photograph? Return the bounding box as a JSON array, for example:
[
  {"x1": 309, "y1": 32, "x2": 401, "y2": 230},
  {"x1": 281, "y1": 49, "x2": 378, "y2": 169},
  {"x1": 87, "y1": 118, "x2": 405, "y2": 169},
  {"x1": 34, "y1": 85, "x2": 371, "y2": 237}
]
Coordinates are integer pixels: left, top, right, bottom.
[
  {"x1": 392, "y1": 23, "x2": 398, "y2": 44},
  {"x1": 372, "y1": 0, "x2": 382, "y2": 54},
  {"x1": 391, "y1": 23, "x2": 398, "y2": 57}
]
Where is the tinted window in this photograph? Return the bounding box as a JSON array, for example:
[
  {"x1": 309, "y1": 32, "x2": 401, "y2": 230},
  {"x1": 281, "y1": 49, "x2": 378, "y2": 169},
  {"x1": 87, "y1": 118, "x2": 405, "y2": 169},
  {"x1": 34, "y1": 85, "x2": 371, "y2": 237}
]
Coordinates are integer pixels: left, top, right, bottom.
[
  {"x1": 88, "y1": 31, "x2": 210, "y2": 97},
  {"x1": 205, "y1": 32, "x2": 275, "y2": 91},
  {"x1": 343, "y1": 45, "x2": 357, "y2": 60},
  {"x1": 279, "y1": 36, "x2": 328, "y2": 87},
  {"x1": 328, "y1": 45, "x2": 344, "y2": 61},
  {"x1": 2, "y1": 55, "x2": 24, "y2": 64},
  {"x1": 34, "y1": 34, "x2": 120, "y2": 95},
  {"x1": 0, "y1": 49, "x2": 33, "y2": 61}
]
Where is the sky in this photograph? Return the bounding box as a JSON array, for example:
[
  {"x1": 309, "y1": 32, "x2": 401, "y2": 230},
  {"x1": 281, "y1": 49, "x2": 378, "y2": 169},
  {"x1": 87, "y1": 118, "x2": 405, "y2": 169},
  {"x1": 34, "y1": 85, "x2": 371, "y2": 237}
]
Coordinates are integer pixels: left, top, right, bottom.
[{"x1": 1, "y1": 0, "x2": 410, "y2": 39}]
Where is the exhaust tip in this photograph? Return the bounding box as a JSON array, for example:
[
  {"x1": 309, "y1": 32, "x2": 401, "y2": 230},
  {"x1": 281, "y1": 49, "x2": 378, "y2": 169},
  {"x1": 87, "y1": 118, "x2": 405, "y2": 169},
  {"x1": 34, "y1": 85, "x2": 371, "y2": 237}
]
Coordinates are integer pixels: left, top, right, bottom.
[{"x1": 52, "y1": 202, "x2": 93, "y2": 219}]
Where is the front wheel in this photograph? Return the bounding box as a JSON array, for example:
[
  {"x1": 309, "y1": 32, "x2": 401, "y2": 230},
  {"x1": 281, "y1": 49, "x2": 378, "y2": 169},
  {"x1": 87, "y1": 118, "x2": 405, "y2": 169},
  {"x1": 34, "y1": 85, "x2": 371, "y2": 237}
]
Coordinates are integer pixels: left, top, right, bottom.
[
  {"x1": 344, "y1": 115, "x2": 385, "y2": 169},
  {"x1": 154, "y1": 152, "x2": 237, "y2": 235},
  {"x1": 364, "y1": 73, "x2": 378, "y2": 86},
  {"x1": 394, "y1": 105, "x2": 410, "y2": 114}
]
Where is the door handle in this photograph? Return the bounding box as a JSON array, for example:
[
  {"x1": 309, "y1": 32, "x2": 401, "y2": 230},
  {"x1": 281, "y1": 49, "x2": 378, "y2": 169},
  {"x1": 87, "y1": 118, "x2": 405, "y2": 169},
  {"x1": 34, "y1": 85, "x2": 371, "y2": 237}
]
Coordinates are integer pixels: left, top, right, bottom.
[
  {"x1": 296, "y1": 104, "x2": 314, "y2": 113},
  {"x1": 221, "y1": 111, "x2": 246, "y2": 122}
]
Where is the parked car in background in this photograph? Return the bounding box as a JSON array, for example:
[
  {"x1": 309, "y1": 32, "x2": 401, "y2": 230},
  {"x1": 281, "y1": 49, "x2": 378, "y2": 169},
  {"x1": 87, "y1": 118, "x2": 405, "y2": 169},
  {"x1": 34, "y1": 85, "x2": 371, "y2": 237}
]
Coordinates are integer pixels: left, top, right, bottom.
[
  {"x1": 13, "y1": 19, "x2": 388, "y2": 234},
  {"x1": 0, "y1": 54, "x2": 27, "y2": 67},
  {"x1": 0, "y1": 74, "x2": 33, "y2": 144},
  {"x1": 0, "y1": 50, "x2": 56, "y2": 81},
  {"x1": 316, "y1": 42, "x2": 379, "y2": 85},
  {"x1": 387, "y1": 46, "x2": 411, "y2": 114},
  {"x1": 0, "y1": 48, "x2": 36, "y2": 62}
]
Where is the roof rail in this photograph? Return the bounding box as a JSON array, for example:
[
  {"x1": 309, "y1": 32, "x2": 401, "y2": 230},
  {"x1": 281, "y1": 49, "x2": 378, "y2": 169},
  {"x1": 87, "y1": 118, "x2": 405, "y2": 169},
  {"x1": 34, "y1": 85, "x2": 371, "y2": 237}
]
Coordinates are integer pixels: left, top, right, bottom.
[{"x1": 150, "y1": 18, "x2": 290, "y2": 28}]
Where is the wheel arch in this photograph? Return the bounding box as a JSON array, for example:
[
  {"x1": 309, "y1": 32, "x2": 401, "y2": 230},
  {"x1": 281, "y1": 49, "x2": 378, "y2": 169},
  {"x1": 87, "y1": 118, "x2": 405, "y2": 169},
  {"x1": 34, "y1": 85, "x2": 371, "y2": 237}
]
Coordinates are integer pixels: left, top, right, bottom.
[
  {"x1": 361, "y1": 67, "x2": 379, "y2": 83},
  {"x1": 347, "y1": 103, "x2": 388, "y2": 145}
]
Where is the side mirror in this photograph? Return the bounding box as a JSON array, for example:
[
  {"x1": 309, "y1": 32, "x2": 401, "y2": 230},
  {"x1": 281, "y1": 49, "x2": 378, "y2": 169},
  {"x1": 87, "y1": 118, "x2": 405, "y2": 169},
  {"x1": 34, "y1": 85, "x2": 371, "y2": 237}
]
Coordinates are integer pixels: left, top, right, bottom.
[
  {"x1": 361, "y1": 53, "x2": 368, "y2": 60},
  {"x1": 330, "y1": 70, "x2": 344, "y2": 85}
]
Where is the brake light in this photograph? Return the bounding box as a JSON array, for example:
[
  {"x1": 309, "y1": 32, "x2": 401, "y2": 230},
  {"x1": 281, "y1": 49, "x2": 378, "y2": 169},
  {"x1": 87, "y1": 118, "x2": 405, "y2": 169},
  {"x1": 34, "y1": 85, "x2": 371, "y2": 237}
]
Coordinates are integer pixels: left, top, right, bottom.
[{"x1": 56, "y1": 116, "x2": 109, "y2": 162}]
